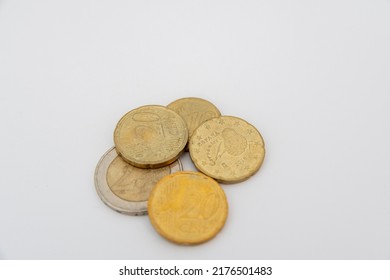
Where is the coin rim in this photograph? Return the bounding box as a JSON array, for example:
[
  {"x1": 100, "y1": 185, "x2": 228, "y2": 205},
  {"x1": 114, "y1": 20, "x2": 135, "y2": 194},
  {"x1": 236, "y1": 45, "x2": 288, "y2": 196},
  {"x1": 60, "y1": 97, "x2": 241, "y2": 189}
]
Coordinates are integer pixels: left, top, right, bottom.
[
  {"x1": 94, "y1": 147, "x2": 182, "y2": 215},
  {"x1": 189, "y1": 115, "x2": 265, "y2": 184},
  {"x1": 148, "y1": 171, "x2": 229, "y2": 245},
  {"x1": 113, "y1": 105, "x2": 188, "y2": 168},
  {"x1": 167, "y1": 97, "x2": 221, "y2": 122}
]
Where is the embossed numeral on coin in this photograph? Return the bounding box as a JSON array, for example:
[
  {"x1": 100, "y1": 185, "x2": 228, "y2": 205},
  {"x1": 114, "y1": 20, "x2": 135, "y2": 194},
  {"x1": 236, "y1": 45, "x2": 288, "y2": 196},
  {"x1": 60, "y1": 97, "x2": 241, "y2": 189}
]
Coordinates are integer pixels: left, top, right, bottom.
[
  {"x1": 148, "y1": 171, "x2": 228, "y2": 245},
  {"x1": 180, "y1": 193, "x2": 220, "y2": 220},
  {"x1": 200, "y1": 193, "x2": 220, "y2": 219}
]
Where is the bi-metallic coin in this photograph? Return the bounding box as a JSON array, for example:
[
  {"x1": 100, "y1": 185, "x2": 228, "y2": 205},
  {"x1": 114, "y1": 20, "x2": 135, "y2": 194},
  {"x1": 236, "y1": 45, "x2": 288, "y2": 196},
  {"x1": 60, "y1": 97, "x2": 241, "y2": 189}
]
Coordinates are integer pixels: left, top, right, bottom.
[{"x1": 95, "y1": 147, "x2": 182, "y2": 215}]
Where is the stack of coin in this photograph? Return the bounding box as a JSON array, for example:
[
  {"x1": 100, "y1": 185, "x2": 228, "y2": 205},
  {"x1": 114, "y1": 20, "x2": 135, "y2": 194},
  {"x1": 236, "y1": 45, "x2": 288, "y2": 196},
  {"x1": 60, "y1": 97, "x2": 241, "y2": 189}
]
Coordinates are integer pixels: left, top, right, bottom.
[{"x1": 94, "y1": 97, "x2": 265, "y2": 245}]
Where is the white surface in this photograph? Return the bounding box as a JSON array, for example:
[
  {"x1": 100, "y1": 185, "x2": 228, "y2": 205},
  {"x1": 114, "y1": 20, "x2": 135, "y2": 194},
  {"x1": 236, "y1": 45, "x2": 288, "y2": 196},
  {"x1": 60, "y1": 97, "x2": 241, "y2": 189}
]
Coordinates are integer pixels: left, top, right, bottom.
[{"x1": 0, "y1": 0, "x2": 389, "y2": 259}]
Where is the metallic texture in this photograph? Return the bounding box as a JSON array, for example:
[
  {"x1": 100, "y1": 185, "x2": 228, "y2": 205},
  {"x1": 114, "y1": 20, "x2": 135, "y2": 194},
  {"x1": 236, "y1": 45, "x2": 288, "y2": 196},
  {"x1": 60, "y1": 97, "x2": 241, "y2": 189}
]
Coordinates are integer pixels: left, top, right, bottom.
[
  {"x1": 167, "y1": 97, "x2": 221, "y2": 150},
  {"x1": 95, "y1": 147, "x2": 182, "y2": 215},
  {"x1": 189, "y1": 116, "x2": 265, "y2": 183},
  {"x1": 148, "y1": 171, "x2": 228, "y2": 245},
  {"x1": 114, "y1": 105, "x2": 188, "y2": 168}
]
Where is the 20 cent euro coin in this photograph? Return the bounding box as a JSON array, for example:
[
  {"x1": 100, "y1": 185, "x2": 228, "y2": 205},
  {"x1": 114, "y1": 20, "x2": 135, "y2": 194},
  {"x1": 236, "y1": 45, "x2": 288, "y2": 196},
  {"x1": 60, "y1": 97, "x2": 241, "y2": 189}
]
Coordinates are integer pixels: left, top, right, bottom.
[
  {"x1": 148, "y1": 171, "x2": 228, "y2": 245},
  {"x1": 189, "y1": 116, "x2": 265, "y2": 183}
]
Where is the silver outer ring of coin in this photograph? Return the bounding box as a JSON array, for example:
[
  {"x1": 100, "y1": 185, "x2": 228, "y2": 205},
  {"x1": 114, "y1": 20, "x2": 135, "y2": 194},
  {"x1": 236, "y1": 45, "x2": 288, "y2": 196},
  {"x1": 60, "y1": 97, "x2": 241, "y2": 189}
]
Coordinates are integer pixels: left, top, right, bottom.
[{"x1": 94, "y1": 147, "x2": 183, "y2": 216}]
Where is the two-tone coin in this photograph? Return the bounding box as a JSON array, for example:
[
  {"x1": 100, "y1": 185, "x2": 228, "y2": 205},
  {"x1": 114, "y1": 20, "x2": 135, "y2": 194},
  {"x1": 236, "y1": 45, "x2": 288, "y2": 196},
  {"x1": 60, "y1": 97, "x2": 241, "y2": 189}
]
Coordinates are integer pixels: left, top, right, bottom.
[
  {"x1": 167, "y1": 97, "x2": 221, "y2": 150},
  {"x1": 148, "y1": 171, "x2": 228, "y2": 245},
  {"x1": 189, "y1": 116, "x2": 265, "y2": 183},
  {"x1": 95, "y1": 147, "x2": 182, "y2": 215},
  {"x1": 114, "y1": 105, "x2": 188, "y2": 168}
]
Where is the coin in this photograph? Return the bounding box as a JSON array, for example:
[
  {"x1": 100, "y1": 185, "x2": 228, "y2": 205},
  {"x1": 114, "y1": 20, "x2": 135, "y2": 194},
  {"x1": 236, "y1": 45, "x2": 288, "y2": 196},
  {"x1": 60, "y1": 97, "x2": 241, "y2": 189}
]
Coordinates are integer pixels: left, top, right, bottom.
[
  {"x1": 114, "y1": 105, "x2": 188, "y2": 168},
  {"x1": 148, "y1": 171, "x2": 228, "y2": 245},
  {"x1": 189, "y1": 116, "x2": 265, "y2": 183},
  {"x1": 167, "y1": 97, "x2": 221, "y2": 150},
  {"x1": 95, "y1": 147, "x2": 182, "y2": 215}
]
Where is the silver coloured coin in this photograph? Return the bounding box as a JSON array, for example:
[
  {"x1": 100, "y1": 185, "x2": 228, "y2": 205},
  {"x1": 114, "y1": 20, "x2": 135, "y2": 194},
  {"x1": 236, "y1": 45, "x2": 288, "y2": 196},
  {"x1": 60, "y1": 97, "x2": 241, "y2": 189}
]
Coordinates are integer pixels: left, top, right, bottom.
[{"x1": 94, "y1": 147, "x2": 182, "y2": 215}]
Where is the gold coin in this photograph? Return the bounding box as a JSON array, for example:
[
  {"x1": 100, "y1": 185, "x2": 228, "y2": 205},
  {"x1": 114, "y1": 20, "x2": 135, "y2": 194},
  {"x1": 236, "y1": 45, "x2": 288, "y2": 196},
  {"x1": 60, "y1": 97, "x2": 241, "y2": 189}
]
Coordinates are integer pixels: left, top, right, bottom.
[
  {"x1": 167, "y1": 97, "x2": 221, "y2": 150},
  {"x1": 189, "y1": 116, "x2": 265, "y2": 183},
  {"x1": 148, "y1": 171, "x2": 228, "y2": 245},
  {"x1": 114, "y1": 105, "x2": 188, "y2": 168}
]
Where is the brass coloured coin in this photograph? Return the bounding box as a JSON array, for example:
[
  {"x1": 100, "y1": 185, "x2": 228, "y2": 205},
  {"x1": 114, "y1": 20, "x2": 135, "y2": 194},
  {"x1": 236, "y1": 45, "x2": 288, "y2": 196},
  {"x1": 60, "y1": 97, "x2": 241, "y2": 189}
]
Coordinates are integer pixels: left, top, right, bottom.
[
  {"x1": 114, "y1": 105, "x2": 188, "y2": 168},
  {"x1": 167, "y1": 97, "x2": 221, "y2": 150},
  {"x1": 95, "y1": 147, "x2": 182, "y2": 215},
  {"x1": 148, "y1": 171, "x2": 228, "y2": 245},
  {"x1": 189, "y1": 116, "x2": 265, "y2": 183}
]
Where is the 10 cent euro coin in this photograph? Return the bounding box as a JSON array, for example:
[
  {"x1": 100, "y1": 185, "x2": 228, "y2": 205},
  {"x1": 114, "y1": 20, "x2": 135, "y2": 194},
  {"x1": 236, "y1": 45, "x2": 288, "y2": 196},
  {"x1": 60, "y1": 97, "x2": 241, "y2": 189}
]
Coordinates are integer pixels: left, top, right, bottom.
[
  {"x1": 114, "y1": 105, "x2": 188, "y2": 168},
  {"x1": 167, "y1": 97, "x2": 221, "y2": 150}
]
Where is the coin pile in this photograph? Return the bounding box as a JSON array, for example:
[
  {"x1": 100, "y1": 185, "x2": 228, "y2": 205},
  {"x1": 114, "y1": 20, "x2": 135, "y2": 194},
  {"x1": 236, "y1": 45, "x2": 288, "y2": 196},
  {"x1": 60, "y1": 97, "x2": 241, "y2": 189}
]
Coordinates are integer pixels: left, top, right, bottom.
[{"x1": 95, "y1": 97, "x2": 265, "y2": 245}]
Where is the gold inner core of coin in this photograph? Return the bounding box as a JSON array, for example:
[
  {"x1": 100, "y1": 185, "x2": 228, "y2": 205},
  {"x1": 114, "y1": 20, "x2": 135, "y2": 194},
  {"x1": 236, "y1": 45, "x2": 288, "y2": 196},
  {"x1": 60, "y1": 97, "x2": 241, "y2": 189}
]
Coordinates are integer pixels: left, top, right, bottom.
[{"x1": 106, "y1": 156, "x2": 170, "y2": 202}]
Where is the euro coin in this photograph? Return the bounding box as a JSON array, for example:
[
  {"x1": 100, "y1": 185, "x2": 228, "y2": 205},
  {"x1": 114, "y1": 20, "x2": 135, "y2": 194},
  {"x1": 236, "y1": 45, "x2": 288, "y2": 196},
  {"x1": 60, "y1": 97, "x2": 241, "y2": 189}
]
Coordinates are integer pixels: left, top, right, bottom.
[
  {"x1": 94, "y1": 147, "x2": 182, "y2": 215},
  {"x1": 167, "y1": 97, "x2": 221, "y2": 150},
  {"x1": 114, "y1": 105, "x2": 188, "y2": 168},
  {"x1": 189, "y1": 116, "x2": 265, "y2": 183},
  {"x1": 148, "y1": 171, "x2": 228, "y2": 245}
]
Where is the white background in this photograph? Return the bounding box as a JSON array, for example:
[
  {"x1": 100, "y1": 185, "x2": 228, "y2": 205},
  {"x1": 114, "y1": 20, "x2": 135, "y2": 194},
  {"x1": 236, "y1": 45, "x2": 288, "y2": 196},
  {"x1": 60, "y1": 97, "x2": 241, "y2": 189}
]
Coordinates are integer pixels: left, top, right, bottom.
[{"x1": 0, "y1": 0, "x2": 389, "y2": 259}]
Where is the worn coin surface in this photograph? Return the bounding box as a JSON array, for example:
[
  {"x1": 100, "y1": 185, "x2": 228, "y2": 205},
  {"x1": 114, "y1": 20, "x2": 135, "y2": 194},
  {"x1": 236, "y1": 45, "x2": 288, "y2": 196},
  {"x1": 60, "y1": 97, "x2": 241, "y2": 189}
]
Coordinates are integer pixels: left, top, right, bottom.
[
  {"x1": 95, "y1": 147, "x2": 182, "y2": 215},
  {"x1": 167, "y1": 97, "x2": 221, "y2": 150},
  {"x1": 148, "y1": 171, "x2": 228, "y2": 245},
  {"x1": 114, "y1": 105, "x2": 188, "y2": 168},
  {"x1": 189, "y1": 116, "x2": 265, "y2": 183}
]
